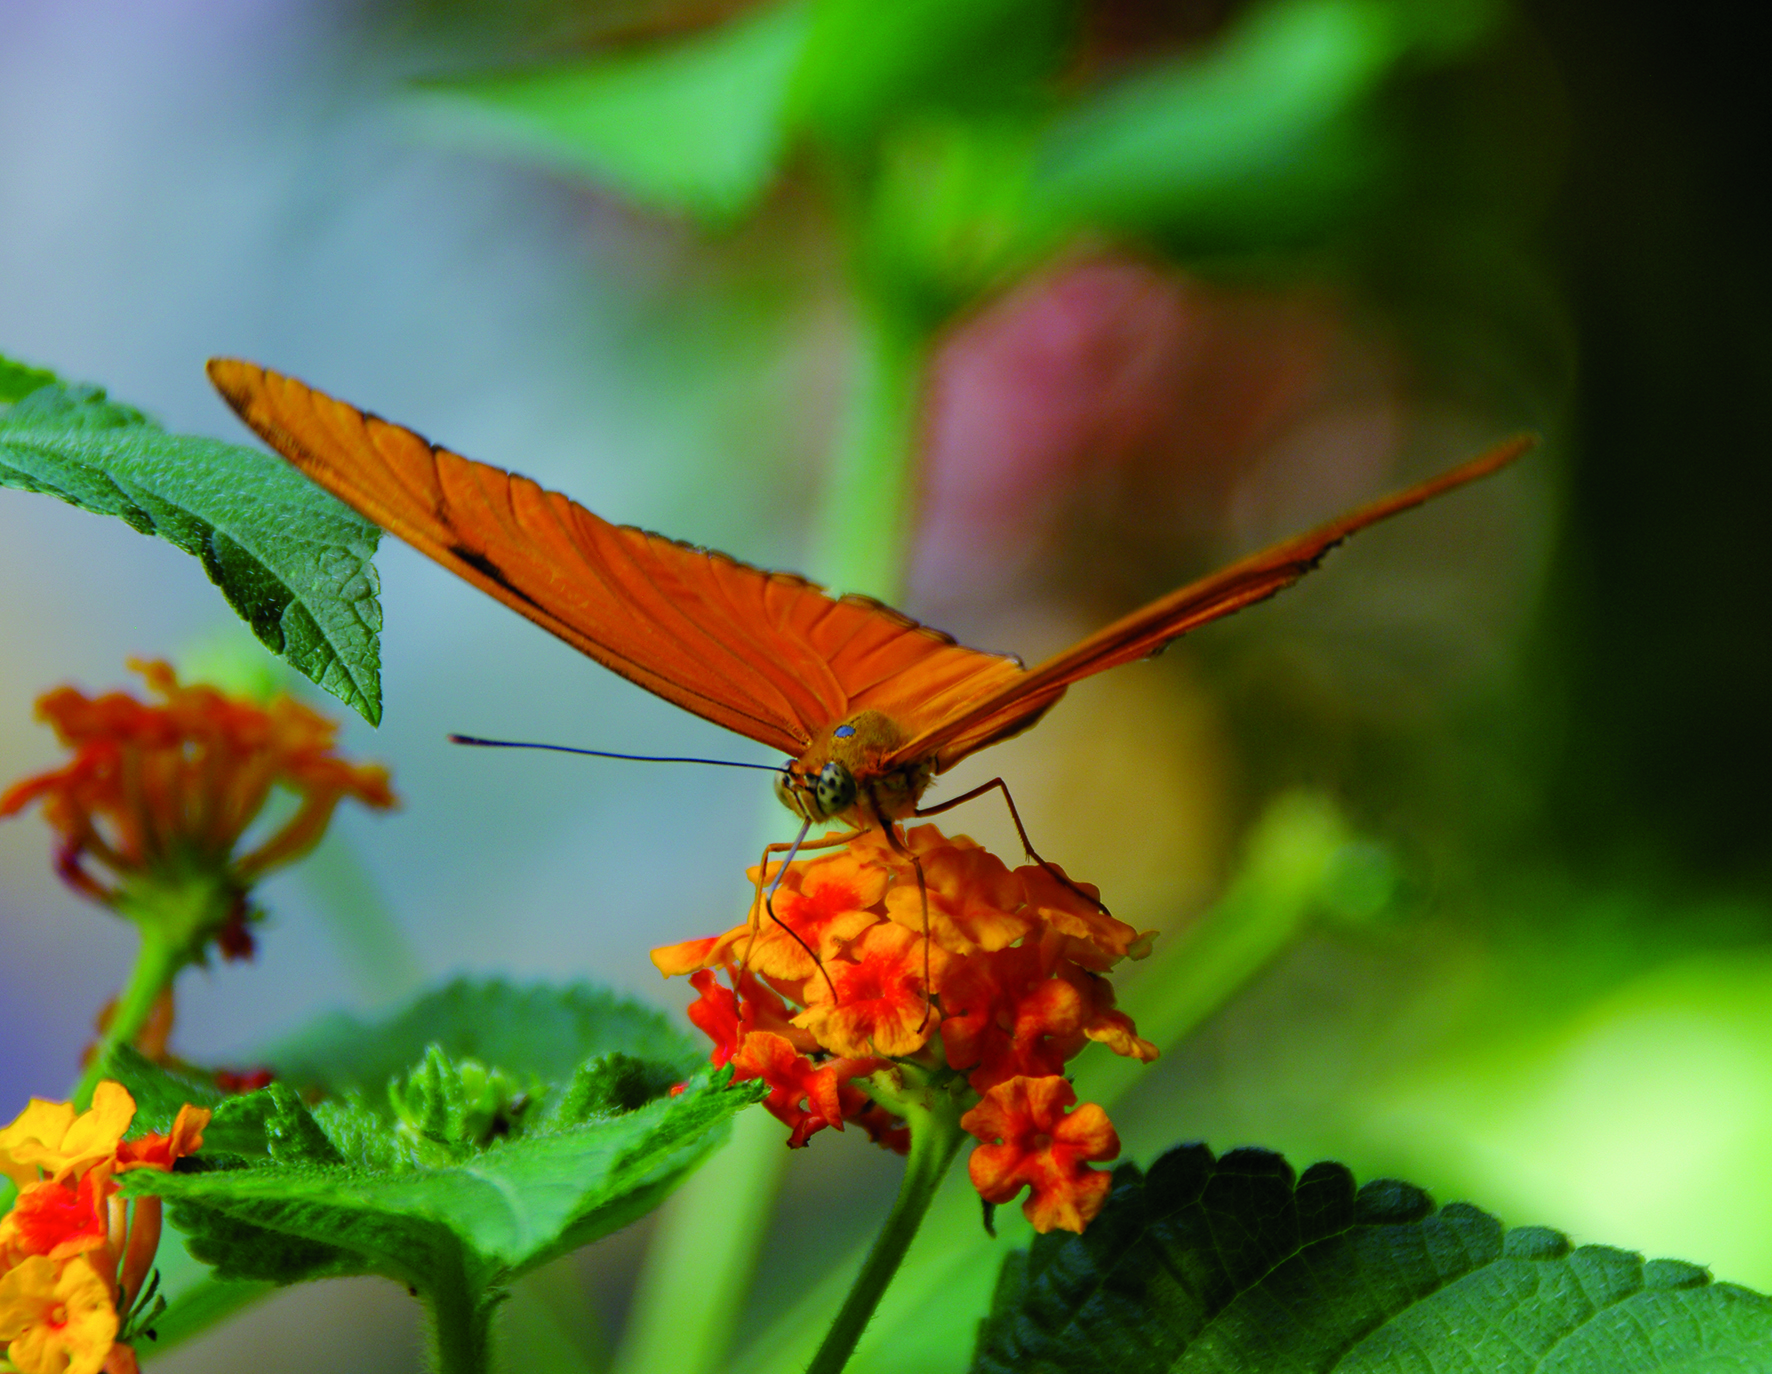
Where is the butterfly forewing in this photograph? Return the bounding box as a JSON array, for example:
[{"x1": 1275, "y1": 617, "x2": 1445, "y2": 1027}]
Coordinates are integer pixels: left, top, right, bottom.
[{"x1": 207, "y1": 359, "x2": 1026, "y2": 758}]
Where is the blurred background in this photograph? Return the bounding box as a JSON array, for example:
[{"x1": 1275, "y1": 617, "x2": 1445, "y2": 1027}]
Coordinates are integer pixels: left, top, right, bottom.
[{"x1": 1, "y1": 0, "x2": 1767, "y2": 1370}]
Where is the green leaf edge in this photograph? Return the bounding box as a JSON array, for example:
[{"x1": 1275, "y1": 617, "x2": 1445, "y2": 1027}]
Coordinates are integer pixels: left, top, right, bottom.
[
  {"x1": 973, "y1": 1142, "x2": 1772, "y2": 1374},
  {"x1": 0, "y1": 353, "x2": 384, "y2": 725}
]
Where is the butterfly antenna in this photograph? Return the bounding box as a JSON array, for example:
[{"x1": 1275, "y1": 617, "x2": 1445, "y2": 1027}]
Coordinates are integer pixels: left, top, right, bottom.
[{"x1": 449, "y1": 734, "x2": 789, "y2": 773}]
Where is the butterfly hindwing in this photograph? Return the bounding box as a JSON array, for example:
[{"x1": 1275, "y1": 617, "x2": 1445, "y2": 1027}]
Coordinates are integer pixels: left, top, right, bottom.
[{"x1": 890, "y1": 433, "x2": 1535, "y2": 773}]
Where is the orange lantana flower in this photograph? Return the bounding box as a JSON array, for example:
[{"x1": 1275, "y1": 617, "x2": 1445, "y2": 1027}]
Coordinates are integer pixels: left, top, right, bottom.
[
  {"x1": 963, "y1": 1075, "x2": 1121, "y2": 1233},
  {"x1": 0, "y1": 1083, "x2": 208, "y2": 1374},
  {"x1": 656, "y1": 822, "x2": 1157, "y2": 1231},
  {"x1": 0, "y1": 660, "x2": 395, "y2": 959}
]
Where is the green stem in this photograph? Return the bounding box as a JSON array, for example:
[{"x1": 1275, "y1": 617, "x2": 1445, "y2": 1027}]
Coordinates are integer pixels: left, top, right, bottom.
[
  {"x1": 73, "y1": 925, "x2": 182, "y2": 1109},
  {"x1": 424, "y1": 1261, "x2": 494, "y2": 1374},
  {"x1": 805, "y1": 1076, "x2": 969, "y2": 1374}
]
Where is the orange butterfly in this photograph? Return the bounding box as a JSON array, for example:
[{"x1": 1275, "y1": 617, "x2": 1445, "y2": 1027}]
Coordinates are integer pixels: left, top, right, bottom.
[{"x1": 208, "y1": 359, "x2": 1530, "y2": 869}]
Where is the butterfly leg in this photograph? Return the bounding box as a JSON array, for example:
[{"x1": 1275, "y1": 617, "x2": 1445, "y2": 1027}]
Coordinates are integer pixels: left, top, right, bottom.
[
  {"x1": 915, "y1": 777, "x2": 1112, "y2": 916},
  {"x1": 742, "y1": 825, "x2": 863, "y2": 1000},
  {"x1": 866, "y1": 798, "x2": 937, "y2": 1032}
]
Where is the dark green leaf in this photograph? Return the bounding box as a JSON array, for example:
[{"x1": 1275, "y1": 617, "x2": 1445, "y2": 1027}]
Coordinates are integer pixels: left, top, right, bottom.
[
  {"x1": 973, "y1": 1143, "x2": 1772, "y2": 1373},
  {"x1": 413, "y1": 0, "x2": 810, "y2": 225},
  {"x1": 0, "y1": 365, "x2": 383, "y2": 724}
]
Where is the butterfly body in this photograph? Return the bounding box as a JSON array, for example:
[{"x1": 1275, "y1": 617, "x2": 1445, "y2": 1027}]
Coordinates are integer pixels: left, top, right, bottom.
[
  {"x1": 777, "y1": 709, "x2": 942, "y2": 825},
  {"x1": 205, "y1": 357, "x2": 1531, "y2": 845}
]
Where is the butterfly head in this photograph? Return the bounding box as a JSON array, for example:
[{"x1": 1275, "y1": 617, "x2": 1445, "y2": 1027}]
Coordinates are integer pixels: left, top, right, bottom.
[
  {"x1": 776, "y1": 710, "x2": 931, "y2": 825},
  {"x1": 775, "y1": 759, "x2": 857, "y2": 822}
]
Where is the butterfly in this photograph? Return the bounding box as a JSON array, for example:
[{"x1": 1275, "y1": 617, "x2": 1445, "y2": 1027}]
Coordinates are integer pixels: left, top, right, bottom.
[{"x1": 207, "y1": 359, "x2": 1531, "y2": 875}]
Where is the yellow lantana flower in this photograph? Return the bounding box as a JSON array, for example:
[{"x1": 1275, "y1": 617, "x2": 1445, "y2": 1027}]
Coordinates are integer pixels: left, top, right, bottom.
[
  {"x1": 0, "y1": 1085, "x2": 133, "y2": 1189},
  {"x1": 0, "y1": 1255, "x2": 118, "y2": 1374}
]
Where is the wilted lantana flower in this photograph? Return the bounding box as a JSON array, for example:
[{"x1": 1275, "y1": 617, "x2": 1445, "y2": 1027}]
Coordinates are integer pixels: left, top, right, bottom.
[
  {"x1": 1, "y1": 659, "x2": 395, "y2": 1084},
  {"x1": 0, "y1": 1081, "x2": 209, "y2": 1374},
  {"x1": 2, "y1": 659, "x2": 395, "y2": 957},
  {"x1": 654, "y1": 824, "x2": 1157, "y2": 1232}
]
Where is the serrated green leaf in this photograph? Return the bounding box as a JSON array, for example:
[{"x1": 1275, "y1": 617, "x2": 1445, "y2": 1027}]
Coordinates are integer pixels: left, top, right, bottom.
[
  {"x1": 102, "y1": 1044, "x2": 229, "y2": 1130},
  {"x1": 131, "y1": 1068, "x2": 758, "y2": 1286},
  {"x1": 413, "y1": 0, "x2": 810, "y2": 225},
  {"x1": 972, "y1": 1144, "x2": 1772, "y2": 1373},
  {"x1": 0, "y1": 370, "x2": 383, "y2": 723},
  {"x1": 257, "y1": 976, "x2": 701, "y2": 1094},
  {"x1": 117, "y1": 980, "x2": 755, "y2": 1313}
]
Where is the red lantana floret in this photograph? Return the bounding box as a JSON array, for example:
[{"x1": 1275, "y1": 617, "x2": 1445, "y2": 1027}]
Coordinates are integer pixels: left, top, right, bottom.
[{"x1": 654, "y1": 822, "x2": 1158, "y2": 1231}]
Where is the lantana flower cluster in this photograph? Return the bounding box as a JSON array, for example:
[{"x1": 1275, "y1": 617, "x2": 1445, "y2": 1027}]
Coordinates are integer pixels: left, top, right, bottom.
[
  {"x1": 0, "y1": 659, "x2": 395, "y2": 960},
  {"x1": 0, "y1": 1083, "x2": 209, "y2": 1374},
  {"x1": 654, "y1": 824, "x2": 1158, "y2": 1232}
]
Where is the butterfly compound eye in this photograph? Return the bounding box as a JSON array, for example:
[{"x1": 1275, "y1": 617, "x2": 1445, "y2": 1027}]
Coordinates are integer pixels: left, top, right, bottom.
[{"x1": 815, "y1": 761, "x2": 857, "y2": 817}]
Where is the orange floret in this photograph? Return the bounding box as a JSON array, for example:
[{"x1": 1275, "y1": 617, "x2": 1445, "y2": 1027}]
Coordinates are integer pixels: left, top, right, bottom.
[
  {"x1": 655, "y1": 821, "x2": 1156, "y2": 1230},
  {"x1": 0, "y1": 1083, "x2": 135, "y2": 1188},
  {"x1": 795, "y1": 923, "x2": 945, "y2": 1059},
  {"x1": 962, "y1": 1075, "x2": 1121, "y2": 1233}
]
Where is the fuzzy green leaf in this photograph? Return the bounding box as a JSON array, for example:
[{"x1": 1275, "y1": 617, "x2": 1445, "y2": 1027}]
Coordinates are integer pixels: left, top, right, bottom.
[
  {"x1": 413, "y1": 0, "x2": 810, "y2": 225},
  {"x1": 104, "y1": 1045, "x2": 229, "y2": 1136},
  {"x1": 116, "y1": 980, "x2": 757, "y2": 1301},
  {"x1": 0, "y1": 356, "x2": 383, "y2": 724},
  {"x1": 256, "y1": 976, "x2": 701, "y2": 1093},
  {"x1": 973, "y1": 1144, "x2": 1772, "y2": 1373},
  {"x1": 0, "y1": 354, "x2": 58, "y2": 403}
]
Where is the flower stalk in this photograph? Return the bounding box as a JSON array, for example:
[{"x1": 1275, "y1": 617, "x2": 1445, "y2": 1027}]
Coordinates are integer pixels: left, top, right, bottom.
[
  {"x1": 421, "y1": 1259, "x2": 495, "y2": 1374},
  {"x1": 71, "y1": 928, "x2": 181, "y2": 1112},
  {"x1": 805, "y1": 1065, "x2": 970, "y2": 1374}
]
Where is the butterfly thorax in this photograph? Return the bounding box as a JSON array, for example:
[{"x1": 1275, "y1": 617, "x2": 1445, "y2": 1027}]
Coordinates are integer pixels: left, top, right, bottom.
[{"x1": 775, "y1": 709, "x2": 933, "y2": 827}]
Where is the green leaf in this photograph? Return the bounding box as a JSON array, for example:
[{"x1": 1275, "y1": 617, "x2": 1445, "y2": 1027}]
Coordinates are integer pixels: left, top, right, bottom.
[
  {"x1": 103, "y1": 1044, "x2": 229, "y2": 1135},
  {"x1": 0, "y1": 358, "x2": 383, "y2": 724},
  {"x1": 119, "y1": 979, "x2": 757, "y2": 1300},
  {"x1": 256, "y1": 976, "x2": 701, "y2": 1094},
  {"x1": 412, "y1": 0, "x2": 811, "y2": 225},
  {"x1": 0, "y1": 352, "x2": 57, "y2": 403},
  {"x1": 973, "y1": 1144, "x2": 1772, "y2": 1373}
]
